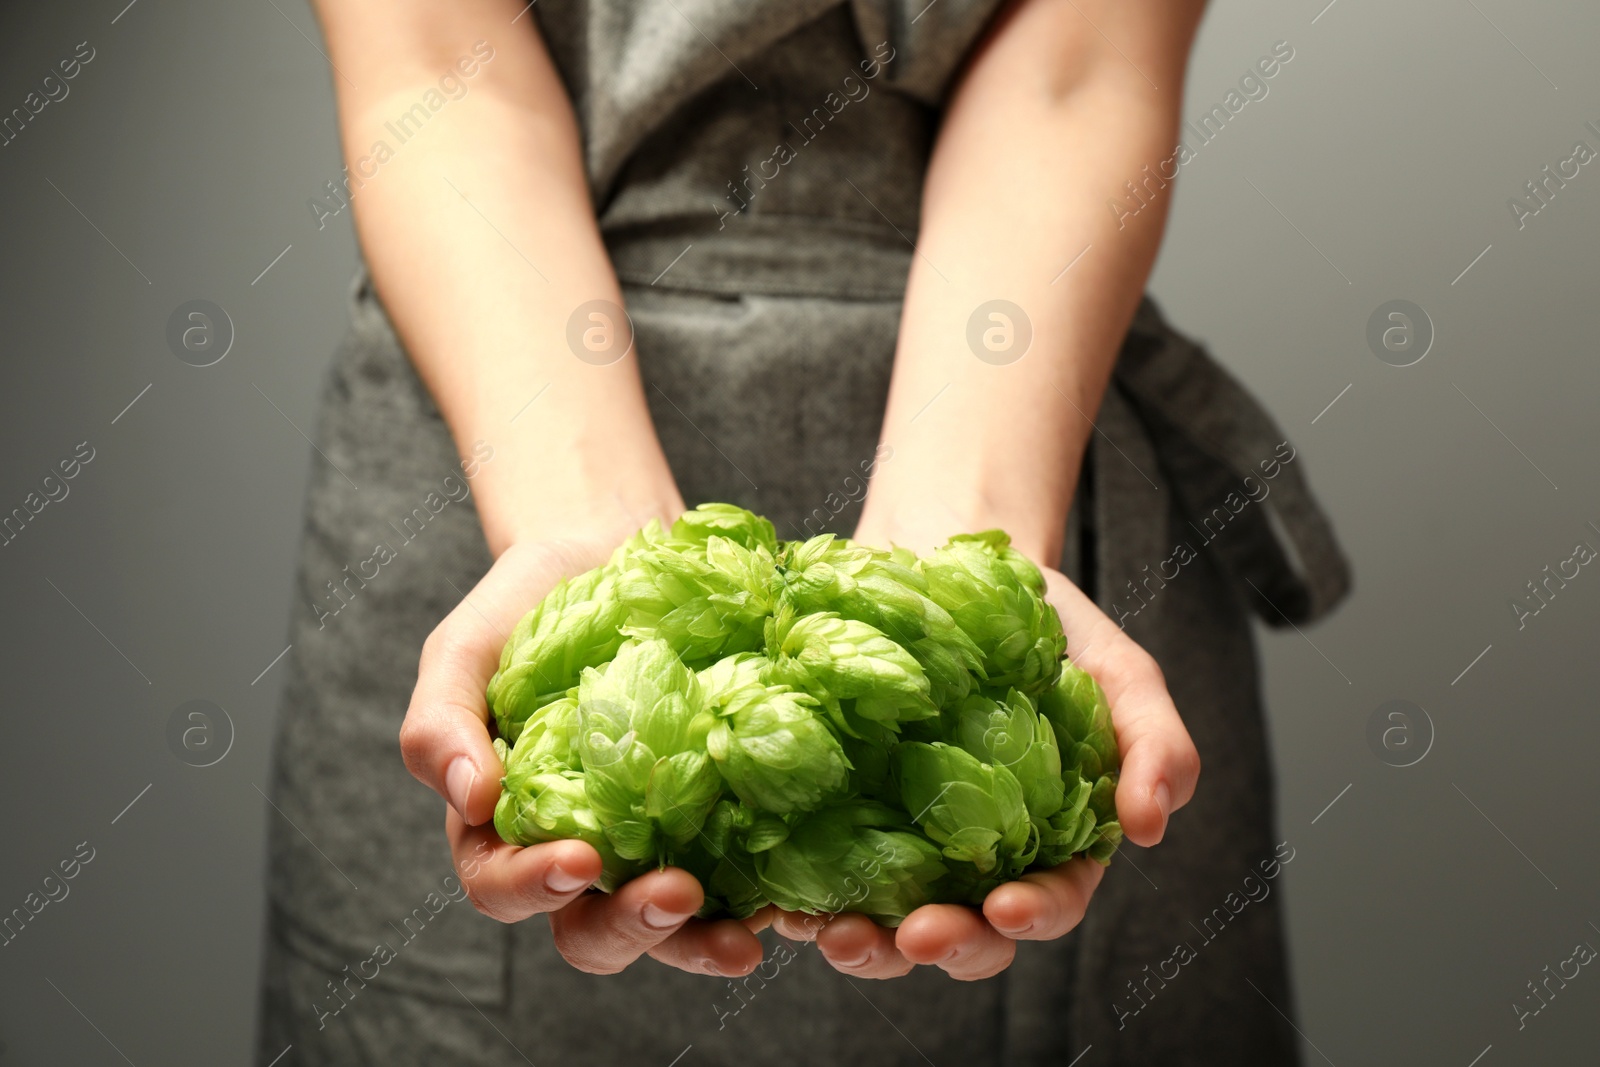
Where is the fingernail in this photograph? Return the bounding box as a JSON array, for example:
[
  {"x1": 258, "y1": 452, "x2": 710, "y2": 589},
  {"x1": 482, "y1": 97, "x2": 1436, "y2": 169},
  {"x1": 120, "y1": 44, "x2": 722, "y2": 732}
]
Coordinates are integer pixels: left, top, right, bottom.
[
  {"x1": 834, "y1": 948, "x2": 870, "y2": 967},
  {"x1": 641, "y1": 902, "x2": 692, "y2": 930},
  {"x1": 446, "y1": 757, "x2": 477, "y2": 819},
  {"x1": 545, "y1": 863, "x2": 591, "y2": 894},
  {"x1": 1153, "y1": 780, "x2": 1171, "y2": 820}
]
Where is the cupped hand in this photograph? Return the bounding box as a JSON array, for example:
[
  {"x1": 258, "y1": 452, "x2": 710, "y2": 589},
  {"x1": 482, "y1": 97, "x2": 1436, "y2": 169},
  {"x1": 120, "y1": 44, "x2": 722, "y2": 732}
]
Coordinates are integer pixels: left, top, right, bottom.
[
  {"x1": 773, "y1": 561, "x2": 1200, "y2": 980},
  {"x1": 399, "y1": 538, "x2": 769, "y2": 978}
]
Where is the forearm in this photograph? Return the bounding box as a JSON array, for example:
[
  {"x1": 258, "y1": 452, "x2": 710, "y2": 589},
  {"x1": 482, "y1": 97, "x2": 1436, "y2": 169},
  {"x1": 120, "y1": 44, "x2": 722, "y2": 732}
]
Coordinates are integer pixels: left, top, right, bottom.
[
  {"x1": 860, "y1": 0, "x2": 1205, "y2": 563},
  {"x1": 314, "y1": 0, "x2": 680, "y2": 554}
]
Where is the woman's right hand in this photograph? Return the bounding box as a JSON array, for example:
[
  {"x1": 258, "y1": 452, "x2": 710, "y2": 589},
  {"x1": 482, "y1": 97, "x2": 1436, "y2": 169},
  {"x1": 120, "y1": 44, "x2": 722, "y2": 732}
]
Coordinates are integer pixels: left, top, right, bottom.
[{"x1": 400, "y1": 537, "x2": 769, "y2": 978}]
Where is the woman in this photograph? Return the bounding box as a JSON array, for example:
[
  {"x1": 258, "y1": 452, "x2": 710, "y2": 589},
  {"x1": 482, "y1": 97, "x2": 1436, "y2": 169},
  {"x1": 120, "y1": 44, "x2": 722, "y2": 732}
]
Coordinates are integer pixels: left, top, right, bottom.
[{"x1": 257, "y1": 1, "x2": 1349, "y2": 1063}]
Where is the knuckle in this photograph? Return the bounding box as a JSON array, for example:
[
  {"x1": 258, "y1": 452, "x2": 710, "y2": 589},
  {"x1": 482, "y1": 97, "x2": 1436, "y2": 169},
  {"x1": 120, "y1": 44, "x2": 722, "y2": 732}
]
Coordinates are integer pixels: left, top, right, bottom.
[
  {"x1": 1178, "y1": 744, "x2": 1202, "y2": 789},
  {"x1": 419, "y1": 623, "x2": 451, "y2": 666},
  {"x1": 424, "y1": 624, "x2": 474, "y2": 671},
  {"x1": 455, "y1": 868, "x2": 509, "y2": 921},
  {"x1": 1134, "y1": 649, "x2": 1167, "y2": 689},
  {"x1": 397, "y1": 718, "x2": 430, "y2": 778},
  {"x1": 1054, "y1": 890, "x2": 1090, "y2": 933},
  {"x1": 551, "y1": 927, "x2": 628, "y2": 975}
]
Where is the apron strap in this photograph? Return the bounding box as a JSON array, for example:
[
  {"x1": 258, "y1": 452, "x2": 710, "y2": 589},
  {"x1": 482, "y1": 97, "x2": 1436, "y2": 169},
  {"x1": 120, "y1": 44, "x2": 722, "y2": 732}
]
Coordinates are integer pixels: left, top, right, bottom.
[{"x1": 1107, "y1": 298, "x2": 1351, "y2": 627}]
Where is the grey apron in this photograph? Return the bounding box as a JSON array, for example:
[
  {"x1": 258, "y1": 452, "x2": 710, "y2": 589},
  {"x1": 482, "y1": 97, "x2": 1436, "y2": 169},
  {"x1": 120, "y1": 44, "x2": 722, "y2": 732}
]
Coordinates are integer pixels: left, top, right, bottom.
[{"x1": 256, "y1": 4, "x2": 1349, "y2": 1064}]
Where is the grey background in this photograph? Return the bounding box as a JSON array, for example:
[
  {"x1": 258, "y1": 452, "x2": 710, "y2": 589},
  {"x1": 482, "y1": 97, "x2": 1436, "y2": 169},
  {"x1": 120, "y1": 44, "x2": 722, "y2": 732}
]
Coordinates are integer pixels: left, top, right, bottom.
[{"x1": 1, "y1": 1, "x2": 1595, "y2": 1064}]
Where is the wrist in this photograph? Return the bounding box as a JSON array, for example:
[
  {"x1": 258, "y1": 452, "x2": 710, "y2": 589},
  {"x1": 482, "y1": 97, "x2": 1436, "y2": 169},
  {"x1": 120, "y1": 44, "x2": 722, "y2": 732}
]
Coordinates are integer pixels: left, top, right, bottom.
[
  {"x1": 468, "y1": 442, "x2": 684, "y2": 557},
  {"x1": 856, "y1": 475, "x2": 1067, "y2": 566}
]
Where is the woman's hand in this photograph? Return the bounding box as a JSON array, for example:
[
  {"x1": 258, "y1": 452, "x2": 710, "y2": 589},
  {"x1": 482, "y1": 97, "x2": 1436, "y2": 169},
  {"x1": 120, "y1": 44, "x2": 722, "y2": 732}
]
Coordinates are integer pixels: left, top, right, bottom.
[
  {"x1": 772, "y1": 553, "x2": 1200, "y2": 980},
  {"x1": 400, "y1": 537, "x2": 770, "y2": 978}
]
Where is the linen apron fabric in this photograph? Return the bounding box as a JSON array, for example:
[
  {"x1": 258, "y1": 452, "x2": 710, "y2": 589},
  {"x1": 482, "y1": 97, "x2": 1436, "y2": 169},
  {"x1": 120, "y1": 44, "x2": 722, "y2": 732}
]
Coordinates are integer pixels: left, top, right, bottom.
[{"x1": 256, "y1": 3, "x2": 1350, "y2": 1064}]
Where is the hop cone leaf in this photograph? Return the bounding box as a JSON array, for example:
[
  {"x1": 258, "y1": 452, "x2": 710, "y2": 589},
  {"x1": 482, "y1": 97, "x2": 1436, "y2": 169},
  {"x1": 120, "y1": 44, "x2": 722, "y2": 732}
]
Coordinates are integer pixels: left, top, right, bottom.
[
  {"x1": 576, "y1": 639, "x2": 722, "y2": 860},
  {"x1": 755, "y1": 801, "x2": 947, "y2": 926},
  {"x1": 617, "y1": 536, "x2": 777, "y2": 665},
  {"x1": 487, "y1": 567, "x2": 628, "y2": 742},
  {"x1": 895, "y1": 742, "x2": 1035, "y2": 875},
  {"x1": 671, "y1": 503, "x2": 780, "y2": 555},
  {"x1": 1036, "y1": 663, "x2": 1124, "y2": 866},
  {"x1": 779, "y1": 535, "x2": 985, "y2": 707},
  {"x1": 919, "y1": 531, "x2": 1065, "y2": 696},
  {"x1": 705, "y1": 683, "x2": 850, "y2": 813},
  {"x1": 951, "y1": 688, "x2": 1065, "y2": 821},
  {"x1": 765, "y1": 607, "x2": 936, "y2": 736},
  {"x1": 493, "y1": 742, "x2": 641, "y2": 891}
]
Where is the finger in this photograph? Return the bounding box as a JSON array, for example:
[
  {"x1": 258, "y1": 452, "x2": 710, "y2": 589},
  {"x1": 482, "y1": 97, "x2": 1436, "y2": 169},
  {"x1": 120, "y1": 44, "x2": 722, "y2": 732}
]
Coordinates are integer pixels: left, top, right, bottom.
[
  {"x1": 647, "y1": 918, "x2": 767, "y2": 977},
  {"x1": 770, "y1": 909, "x2": 831, "y2": 943},
  {"x1": 982, "y1": 858, "x2": 1104, "y2": 940},
  {"x1": 447, "y1": 812, "x2": 602, "y2": 922},
  {"x1": 1043, "y1": 571, "x2": 1202, "y2": 847},
  {"x1": 741, "y1": 905, "x2": 778, "y2": 935},
  {"x1": 896, "y1": 904, "x2": 1016, "y2": 980},
  {"x1": 548, "y1": 866, "x2": 704, "y2": 974},
  {"x1": 400, "y1": 543, "x2": 596, "y2": 825},
  {"x1": 816, "y1": 913, "x2": 914, "y2": 979}
]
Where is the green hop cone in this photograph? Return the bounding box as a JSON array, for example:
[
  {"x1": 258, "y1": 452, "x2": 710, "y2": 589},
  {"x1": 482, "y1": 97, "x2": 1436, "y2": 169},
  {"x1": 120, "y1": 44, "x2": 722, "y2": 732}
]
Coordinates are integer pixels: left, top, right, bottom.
[
  {"x1": 895, "y1": 741, "x2": 1036, "y2": 875},
  {"x1": 670, "y1": 502, "x2": 780, "y2": 555},
  {"x1": 575, "y1": 639, "x2": 723, "y2": 861},
  {"x1": 492, "y1": 740, "x2": 641, "y2": 892},
  {"x1": 754, "y1": 801, "x2": 947, "y2": 926},
  {"x1": 487, "y1": 566, "x2": 628, "y2": 743},
  {"x1": 765, "y1": 606, "x2": 936, "y2": 737},
  {"x1": 951, "y1": 688, "x2": 1065, "y2": 821},
  {"x1": 1038, "y1": 662, "x2": 1120, "y2": 779},
  {"x1": 1036, "y1": 663, "x2": 1124, "y2": 866},
  {"x1": 673, "y1": 798, "x2": 785, "y2": 919},
  {"x1": 484, "y1": 503, "x2": 1130, "y2": 912},
  {"x1": 839, "y1": 732, "x2": 898, "y2": 805},
  {"x1": 779, "y1": 535, "x2": 985, "y2": 708},
  {"x1": 705, "y1": 682, "x2": 850, "y2": 814},
  {"x1": 920, "y1": 531, "x2": 1065, "y2": 697},
  {"x1": 498, "y1": 694, "x2": 581, "y2": 772},
  {"x1": 617, "y1": 535, "x2": 778, "y2": 666},
  {"x1": 696, "y1": 651, "x2": 770, "y2": 706}
]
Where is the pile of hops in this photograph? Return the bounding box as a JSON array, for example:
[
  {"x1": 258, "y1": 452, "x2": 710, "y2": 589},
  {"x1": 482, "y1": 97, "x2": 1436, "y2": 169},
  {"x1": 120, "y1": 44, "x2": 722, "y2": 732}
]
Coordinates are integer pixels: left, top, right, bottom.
[{"x1": 488, "y1": 504, "x2": 1121, "y2": 925}]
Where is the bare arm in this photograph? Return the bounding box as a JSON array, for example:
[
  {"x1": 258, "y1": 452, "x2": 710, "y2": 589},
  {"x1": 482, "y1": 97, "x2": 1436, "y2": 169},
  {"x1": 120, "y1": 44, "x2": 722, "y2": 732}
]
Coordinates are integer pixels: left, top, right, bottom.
[
  {"x1": 858, "y1": 0, "x2": 1207, "y2": 564},
  {"x1": 316, "y1": 0, "x2": 767, "y2": 978},
  {"x1": 314, "y1": 0, "x2": 682, "y2": 554},
  {"x1": 822, "y1": 0, "x2": 1207, "y2": 980}
]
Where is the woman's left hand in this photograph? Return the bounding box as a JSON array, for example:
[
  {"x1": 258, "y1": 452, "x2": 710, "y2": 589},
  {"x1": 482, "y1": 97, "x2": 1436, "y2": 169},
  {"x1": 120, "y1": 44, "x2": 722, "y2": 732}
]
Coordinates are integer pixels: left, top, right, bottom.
[{"x1": 771, "y1": 561, "x2": 1200, "y2": 980}]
